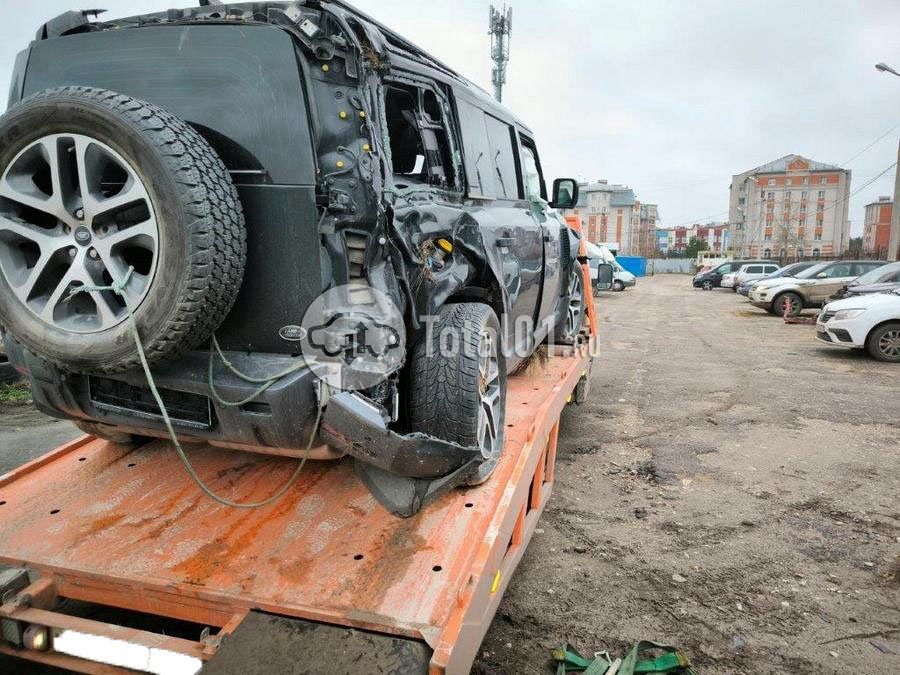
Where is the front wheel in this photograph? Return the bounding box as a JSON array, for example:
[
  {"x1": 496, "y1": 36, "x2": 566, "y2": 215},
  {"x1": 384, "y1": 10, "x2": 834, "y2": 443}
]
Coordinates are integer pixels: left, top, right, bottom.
[
  {"x1": 613, "y1": 280, "x2": 625, "y2": 292},
  {"x1": 702, "y1": 280, "x2": 713, "y2": 291},
  {"x1": 866, "y1": 322, "x2": 900, "y2": 362},
  {"x1": 774, "y1": 292, "x2": 803, "y2": 317},
  {"x1": 408, "y1": 303, "x2": 506, "y2": 485},
  {"x1": 554, "y1": 264, "x2": 585, "y2": 343}
]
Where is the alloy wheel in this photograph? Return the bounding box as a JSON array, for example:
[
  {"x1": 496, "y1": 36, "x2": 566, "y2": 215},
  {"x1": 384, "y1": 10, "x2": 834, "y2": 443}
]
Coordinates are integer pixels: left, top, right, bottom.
[
  {"x1": 877, "y1": 329, "x2": 900, "y2": 359},
  {"x1": 0, "y1": 133, "x2": 159, "y2": 333},
  {"x1": 566, "y1": 268, "x2": 584, "y2": 335},
  {"x1": 476, "y1": 329, "x2": 503, "y2": 459}
]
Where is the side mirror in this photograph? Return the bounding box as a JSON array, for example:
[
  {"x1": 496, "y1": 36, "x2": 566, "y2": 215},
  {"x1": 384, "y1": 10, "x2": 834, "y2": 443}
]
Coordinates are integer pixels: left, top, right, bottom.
[
  {"x1": 550, "y1": 178, "x2": 578, "y2": 210},
  {"x1": 595, "y1": 263, "x2": 614, "y2": 291},
  {"x1": 816, "y1": 272, "x2": 827, "y2": 279}
]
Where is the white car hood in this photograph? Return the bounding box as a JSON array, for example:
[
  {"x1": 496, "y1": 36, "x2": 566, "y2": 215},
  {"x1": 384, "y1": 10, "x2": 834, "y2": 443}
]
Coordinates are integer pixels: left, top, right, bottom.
[{"x1": 824, "y1": 291, "x2": 900, "y2": 312}]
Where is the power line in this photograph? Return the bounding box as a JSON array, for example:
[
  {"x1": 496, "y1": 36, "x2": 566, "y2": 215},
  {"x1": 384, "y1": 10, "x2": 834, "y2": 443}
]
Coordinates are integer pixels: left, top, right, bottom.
[{"x1": 840, "y1": 122, "x2": 900, "y2": 165}]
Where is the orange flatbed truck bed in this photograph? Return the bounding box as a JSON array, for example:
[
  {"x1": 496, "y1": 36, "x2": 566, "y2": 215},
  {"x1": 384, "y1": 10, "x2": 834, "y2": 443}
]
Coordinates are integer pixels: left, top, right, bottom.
[
  {"x1": 0, "y1": 236, "x2": 599, "y2": 674},
  {"x1": 0, "y1": 345, "x2": 593, "y2": 675}
]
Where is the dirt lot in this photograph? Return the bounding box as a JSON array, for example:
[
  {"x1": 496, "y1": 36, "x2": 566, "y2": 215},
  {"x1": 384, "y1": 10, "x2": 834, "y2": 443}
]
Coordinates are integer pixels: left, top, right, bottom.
[
  {"x1": 477, "y1": 274, "x2": 899, "y2": 674},
  {"x1": 0, "y1": 274, "x2": 897, "y2": 674}
]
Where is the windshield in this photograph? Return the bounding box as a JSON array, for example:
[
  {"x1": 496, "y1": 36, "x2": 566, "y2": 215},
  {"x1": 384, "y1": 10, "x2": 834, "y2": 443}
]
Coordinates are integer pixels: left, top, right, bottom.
[
  {"x1": 851, "y1": 261, "x2": 900, "y2": 286},
  {"x1": 795, "y1": 263, "x2": 829, "y2": 279}
]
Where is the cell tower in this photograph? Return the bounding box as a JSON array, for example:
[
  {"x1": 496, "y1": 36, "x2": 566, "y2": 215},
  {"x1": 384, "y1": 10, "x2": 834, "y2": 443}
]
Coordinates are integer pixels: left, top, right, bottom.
[{"x1": 488, "y1": 4, "x2": 512, "y2": 103}]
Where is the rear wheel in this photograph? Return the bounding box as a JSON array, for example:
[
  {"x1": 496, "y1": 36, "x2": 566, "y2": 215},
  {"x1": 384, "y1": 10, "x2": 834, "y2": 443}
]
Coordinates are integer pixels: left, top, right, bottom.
[
  {"x1": 774, "y1": 292, "x2": 803, "y2": 317},
  {"x1": 408, "y1": 303, "x2": 506, "y2": 485},
  {"x1": 866, "y1": 322, "x2": 900, "y2": 362}
]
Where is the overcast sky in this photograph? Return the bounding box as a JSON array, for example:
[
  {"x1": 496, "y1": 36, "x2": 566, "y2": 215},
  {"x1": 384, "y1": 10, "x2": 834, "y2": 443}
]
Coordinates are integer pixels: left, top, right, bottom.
[{"x1": 1, "y1": 0, "x2": 897, "y2": 234}]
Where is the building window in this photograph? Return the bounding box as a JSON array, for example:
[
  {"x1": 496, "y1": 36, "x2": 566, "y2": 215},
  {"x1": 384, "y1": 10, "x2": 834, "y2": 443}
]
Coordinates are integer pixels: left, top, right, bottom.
[
  {"x1": 767, "y1": 192, "x2": 774, "y2": 199},
  {"x1": 798, "y1": 248, "x2": 804, "y2": 257},
  {"x1": 817, "y1": 190, "x2": 825, "y2": 199},
  {"x1": 738, "y1": 197, "x2": 745, "y2": 205},
  {"x1": 820, "y1": 176, "x2": 827, "y2": 185},
  {"x1": 801, "y1": 191, "x2": 807, "y2": 199},
  {"x1": 784, "y1": 191, "x2": 791, "y2": 201},
  {"x1": 768, "y1": 179, "x2": 775, "y2": 186},
  {"x1": 816, "y1": 203, "x2": 824, "y2": 212},
  {"x1": 814, "y1": 232, "x2": 822, "y2": 240},
  {"x1": 764, "y1": 232, "x2": 772, "y2": 241},
  {"x1": 763, "y1": 248, "x2": 771, "y2": 258},
  {"x1": 812, "y1": 248, "x2": 820, "y2": 257}
]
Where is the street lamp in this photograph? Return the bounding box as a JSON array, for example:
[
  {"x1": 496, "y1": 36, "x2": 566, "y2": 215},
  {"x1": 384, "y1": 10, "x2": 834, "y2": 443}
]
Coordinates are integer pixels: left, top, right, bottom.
[{"x1": 875, "y1": 62, "x2": 900, "y2": 78}]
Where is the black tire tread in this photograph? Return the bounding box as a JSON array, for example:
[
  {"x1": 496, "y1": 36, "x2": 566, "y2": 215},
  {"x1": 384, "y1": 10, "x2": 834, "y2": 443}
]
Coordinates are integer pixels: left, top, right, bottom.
[
  {"x1": 407, "y1": 303, "x2": 501, "y2": 448},
  {"x1": 5, "y1": 86, "x2": 246, "y2": 373},
  {"x1": 866, "y1": 321, "x2": 900, "y2": 363}
]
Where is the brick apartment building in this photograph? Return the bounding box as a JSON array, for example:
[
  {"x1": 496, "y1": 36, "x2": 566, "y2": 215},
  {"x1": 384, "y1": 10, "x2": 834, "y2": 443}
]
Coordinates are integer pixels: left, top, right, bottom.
[
  {"x1": 567, "y1": 180, "x2": 659, "y2": 256},
  {"x1": 657, "y1": 223, "x2": 728, "y2": 254},
  {"x1": 863, "y1": 196, "x2": 893, "y2": 257},
  {"x1": 728, "y1": 154, "x2": 851, "y2": 259}
]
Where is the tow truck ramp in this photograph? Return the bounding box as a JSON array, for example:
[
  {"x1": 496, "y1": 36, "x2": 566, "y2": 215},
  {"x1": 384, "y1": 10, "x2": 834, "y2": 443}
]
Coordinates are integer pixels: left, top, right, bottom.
[{"x1": 0, "y1": 345, "x2": 591, "y2": 674}]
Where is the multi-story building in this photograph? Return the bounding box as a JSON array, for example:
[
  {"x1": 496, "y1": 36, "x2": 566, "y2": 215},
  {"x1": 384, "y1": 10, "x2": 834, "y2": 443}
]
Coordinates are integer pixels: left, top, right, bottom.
[
  {"x1": 568, "y1": 181, "x2": 658, "y2": 255},
  {"x1": 863, "y1": 196, "x2": 893, "y2": 257},
  {"x1": 695, "y1": 223, "x2": 729, "y2": 252},
  {"x1": 728, "y1": 154, "x2": 851, "y2": 259},
  {"x1": 654, "y1": 223, "x2": 727, "y2": 255}
]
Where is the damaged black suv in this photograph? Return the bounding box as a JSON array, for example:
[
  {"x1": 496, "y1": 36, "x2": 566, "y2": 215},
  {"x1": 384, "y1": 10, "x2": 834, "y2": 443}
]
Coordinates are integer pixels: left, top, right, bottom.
[{"x1": 0, "y1": 1, "x2": 586, "y2": 515}]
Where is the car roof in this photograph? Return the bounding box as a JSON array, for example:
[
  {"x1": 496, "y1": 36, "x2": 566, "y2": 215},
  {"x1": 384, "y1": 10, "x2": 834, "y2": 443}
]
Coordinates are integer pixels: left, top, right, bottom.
[{"x1": 37, "y1": 1, "x2": 532, "y2": 134}]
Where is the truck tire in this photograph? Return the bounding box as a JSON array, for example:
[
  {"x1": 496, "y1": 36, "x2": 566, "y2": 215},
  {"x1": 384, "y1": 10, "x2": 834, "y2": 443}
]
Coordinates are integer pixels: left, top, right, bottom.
[
  {"x1": 866, "y1": 322, "x2": 900, "y2": 363},
  {"x1": 0, "y1": 87, "x2": 246, "y2": 373},
  {"x1": 774, "y1": 291, "x2": 803, "y2": 318},
  {"x1": 407, "y1": 303, "x2": 506, "y2": 484},
  {"x1": 613, "y1": 279, "x2": 625, "y2": 292}
]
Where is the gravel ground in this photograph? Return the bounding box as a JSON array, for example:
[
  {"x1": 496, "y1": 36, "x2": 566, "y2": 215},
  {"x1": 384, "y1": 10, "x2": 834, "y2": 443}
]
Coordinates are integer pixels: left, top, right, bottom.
[
  {"x1": 476, "y1": 274, "x2": 899, "y2": 674},
  {"x1": 1, "y1": 274, "x2": 897, "y2": 674}
]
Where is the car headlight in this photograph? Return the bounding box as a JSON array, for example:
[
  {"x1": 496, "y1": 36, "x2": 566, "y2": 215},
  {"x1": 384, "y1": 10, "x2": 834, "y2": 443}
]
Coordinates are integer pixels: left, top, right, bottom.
[{"x1": 832, "y1": 309, "x2": 865, "y2": 321}]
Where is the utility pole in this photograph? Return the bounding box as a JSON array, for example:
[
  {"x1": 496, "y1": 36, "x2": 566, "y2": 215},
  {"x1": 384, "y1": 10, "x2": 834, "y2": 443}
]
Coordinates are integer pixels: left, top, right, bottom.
[{"x1": 488, "y1": 4, "x2": 512, "y2": 103}]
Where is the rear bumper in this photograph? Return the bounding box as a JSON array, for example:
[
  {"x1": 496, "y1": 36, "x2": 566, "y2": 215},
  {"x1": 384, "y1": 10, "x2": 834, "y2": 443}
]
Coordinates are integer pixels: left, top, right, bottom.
[{"x1": 4, "y1": 339, "x2": 479, "y2": 481}]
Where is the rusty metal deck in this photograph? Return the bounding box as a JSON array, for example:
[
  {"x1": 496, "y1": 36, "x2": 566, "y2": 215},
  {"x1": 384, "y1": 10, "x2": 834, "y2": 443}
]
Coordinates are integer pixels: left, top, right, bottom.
[{"x1": 0, "y1": 350, "x2": 587, "y2": 673}]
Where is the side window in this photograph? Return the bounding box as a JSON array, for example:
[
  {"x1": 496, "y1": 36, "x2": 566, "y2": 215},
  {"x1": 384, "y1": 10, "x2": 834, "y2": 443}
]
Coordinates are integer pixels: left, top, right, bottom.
[
  {"x1": 384, "y1": 83, "x2": 455, "y2": 189},
  {"x1": 765, "y1": 265, "x2": 779, "y2": 273},
  {"x1": 826, "y1": 264, "x2": 851, "y2": 277},
  {"x1": 455, "y1": 98, "x2": 494, "y2": 198},
  {"x1": 855, "y1": 263, "x2": 880, "y2": 275},
  {"x1": 483, "y1": 114, "x2": 520, "y2": 199},
  {"x1": 518, "y1": 134, "x2": 547, "y2": 202}
]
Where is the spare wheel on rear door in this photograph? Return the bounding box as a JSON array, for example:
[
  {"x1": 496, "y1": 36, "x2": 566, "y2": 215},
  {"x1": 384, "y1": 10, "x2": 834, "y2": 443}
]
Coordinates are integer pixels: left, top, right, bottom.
[{"x1": 0, "y1": 86, "x2": 246, "y2": 373}]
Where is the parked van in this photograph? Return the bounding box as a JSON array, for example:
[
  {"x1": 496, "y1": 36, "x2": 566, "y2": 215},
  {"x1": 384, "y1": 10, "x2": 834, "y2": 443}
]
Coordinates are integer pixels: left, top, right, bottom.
[{"x1": 585, "y1": 242, "x2": 636, "y2": 292}]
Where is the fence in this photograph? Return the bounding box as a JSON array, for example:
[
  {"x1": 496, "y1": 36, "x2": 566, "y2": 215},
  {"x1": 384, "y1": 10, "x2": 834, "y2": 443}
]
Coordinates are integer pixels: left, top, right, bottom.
[{"x1": 645, "y1": 258, "x2": 696, "y2": 274}]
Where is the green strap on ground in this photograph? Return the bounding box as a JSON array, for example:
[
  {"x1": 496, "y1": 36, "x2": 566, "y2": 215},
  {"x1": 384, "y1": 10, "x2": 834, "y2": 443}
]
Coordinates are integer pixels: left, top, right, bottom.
[{"x1": 553, "y1": 640, "x2": 694, "y2": 675}]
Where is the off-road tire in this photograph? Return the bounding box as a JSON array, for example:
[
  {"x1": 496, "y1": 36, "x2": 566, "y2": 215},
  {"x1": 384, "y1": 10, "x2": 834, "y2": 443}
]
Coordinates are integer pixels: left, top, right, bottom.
[
  {"x1": 866, "y1": 322, "x2": 900, "y2": 363},
  {"x1": 407, "y1": 303, "x2": 506, "y2": 480},
  {"x1": 774, "y1": 291, "x2": 803, "y2": 318},
  {"x1": 0, "y1": 86, "x2": 246, "y2": 373}
]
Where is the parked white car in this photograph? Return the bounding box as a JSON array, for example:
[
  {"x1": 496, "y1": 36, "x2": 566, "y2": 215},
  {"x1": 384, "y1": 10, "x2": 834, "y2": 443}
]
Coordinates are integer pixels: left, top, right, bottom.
[
  {"x1": 816, "y1": 289, "x2": 900, "y2": 362},
  {"x1": 723, "y1": 263, "x2": 780, "y2": 291}
]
